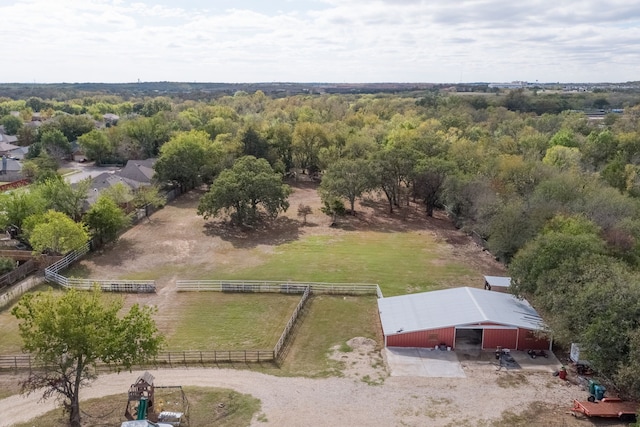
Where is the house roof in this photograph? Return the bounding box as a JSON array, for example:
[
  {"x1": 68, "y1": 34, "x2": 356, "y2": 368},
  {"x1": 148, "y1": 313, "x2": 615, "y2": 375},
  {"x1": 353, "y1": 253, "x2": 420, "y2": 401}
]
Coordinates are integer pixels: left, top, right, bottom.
[
  {"x1": 377, "y1": 287, "x2": 545, "y2": 336},
  {"x1": 116, "y1": 159, "x2": 156, "y2": 184},
  {"x1": 484, "y1": 276, "x2": 511, "y2": 288},
  {"x1": 7, "y1": 146, "x2": 29, "y2": 160},
  {"x1": 84, "y1": 172, "x2": 140, "y2": 207},
  {"x1": 0, "y1": 141, "x2": 20, "y2": 152},
  {"x1": 1, "y1": 157, "x2": 22, "y2": 172}
]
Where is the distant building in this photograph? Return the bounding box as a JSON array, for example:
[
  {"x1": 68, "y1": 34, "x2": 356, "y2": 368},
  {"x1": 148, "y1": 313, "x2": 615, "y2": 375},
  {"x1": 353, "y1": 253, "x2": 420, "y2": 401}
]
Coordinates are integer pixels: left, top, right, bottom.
[{"x1": 488, "y1": 81, "x2": 529, "y2": 89}]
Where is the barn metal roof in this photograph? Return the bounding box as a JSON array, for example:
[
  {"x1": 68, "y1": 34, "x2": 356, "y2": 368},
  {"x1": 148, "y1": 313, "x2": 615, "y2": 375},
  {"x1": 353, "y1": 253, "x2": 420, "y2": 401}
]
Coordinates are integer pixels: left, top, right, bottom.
[
  {"x1": 484, "y1": 275, "x2": 511, "y2": 288},
  {"x1": 377, "y1": 287, "x2": 545, "y2": 337}
]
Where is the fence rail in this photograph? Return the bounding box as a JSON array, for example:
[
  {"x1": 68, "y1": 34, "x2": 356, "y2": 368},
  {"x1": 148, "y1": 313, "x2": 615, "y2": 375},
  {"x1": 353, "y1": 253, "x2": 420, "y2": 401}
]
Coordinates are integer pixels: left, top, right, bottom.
[
  {"x1": 153, "y1": 350, "x2": 274, "y2": 365},
  {"x1": 177, "y1": 280, "x2": 382, "y2": 297},
  {"x1": 44, "y1": 242, "x2": 156, "y2": 293},
  {"x1": 274, "y1": 286, "x2": 310, "y2": 362},
  {"x1": 44, "y1": 242, "x2": 90, "y2": 278},
  {"x1": 0, "y1": 354, "x2": 34, "y2": 370},
  {"x1": 0, "y1": 259, "x2": 37, "y2": 289},
  {"x1": 0, "y1": 349, "x2": 275, "y2": 371}
]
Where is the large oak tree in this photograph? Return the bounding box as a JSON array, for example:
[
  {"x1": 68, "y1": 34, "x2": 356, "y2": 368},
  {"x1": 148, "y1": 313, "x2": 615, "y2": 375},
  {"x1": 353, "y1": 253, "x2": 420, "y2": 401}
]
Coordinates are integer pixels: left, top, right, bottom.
[{"x1": 198, "y1": 155, "x2": 291, "y2": 225}]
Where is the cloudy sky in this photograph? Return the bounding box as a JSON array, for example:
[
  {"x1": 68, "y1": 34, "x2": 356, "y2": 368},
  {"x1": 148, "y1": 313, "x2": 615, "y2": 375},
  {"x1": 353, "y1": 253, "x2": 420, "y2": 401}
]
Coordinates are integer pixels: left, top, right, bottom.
[{"x1": 1, "y1": 0, "x2": 638, "y2": 83}]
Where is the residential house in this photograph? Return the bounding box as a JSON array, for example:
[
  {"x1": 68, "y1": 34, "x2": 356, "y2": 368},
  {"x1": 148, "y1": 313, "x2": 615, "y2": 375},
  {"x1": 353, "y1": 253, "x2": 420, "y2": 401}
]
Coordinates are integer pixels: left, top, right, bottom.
[
  {"x1": 81, "y1": 159, "x2": 157, "y2": 211},
  {"x1": 0, "y1": 156, "x2": 23, "y2": 182},
  {"x1": 117, "y1": 159, "x2": 156, "y2": 185},
  {"x1": 0, "y1": 141, "x2": 20, "y2": 156}
]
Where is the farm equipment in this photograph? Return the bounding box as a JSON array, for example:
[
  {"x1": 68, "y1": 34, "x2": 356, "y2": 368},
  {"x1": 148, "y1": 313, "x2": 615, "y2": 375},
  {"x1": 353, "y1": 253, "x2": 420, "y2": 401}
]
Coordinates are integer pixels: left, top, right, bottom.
[
  {"x1": 576, "y1": 362, "x2": 594, "y2": 376},
  {"x1": 527, "y1": 349, "x2": 547, "y2": 359},
  {"x1": 570, "y1": 398, "x2": 637, "y2": 422},
  {"x1": 587, "y1": 379, "x2": 606, "y2": 402}
]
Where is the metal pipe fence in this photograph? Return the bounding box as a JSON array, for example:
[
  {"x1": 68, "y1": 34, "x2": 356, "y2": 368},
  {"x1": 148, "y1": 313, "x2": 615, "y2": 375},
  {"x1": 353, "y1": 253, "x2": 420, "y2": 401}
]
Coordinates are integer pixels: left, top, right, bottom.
[
  {"x1": 44, "y1": 242, "x2": 156, "y2": 293},
  {"x1": 176, "y1": 280, "x2": 382, "y2": 297}
]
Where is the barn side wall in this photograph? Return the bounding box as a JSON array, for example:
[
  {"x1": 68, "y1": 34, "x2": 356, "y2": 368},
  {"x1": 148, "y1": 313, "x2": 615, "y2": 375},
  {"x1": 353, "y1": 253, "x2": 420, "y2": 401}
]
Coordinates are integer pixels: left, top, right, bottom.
[
  {"x1": 386, "y1": 327, "x2": 455, "y2": 348},
  {"x1": 482, "y1": 328, "x2": 518, "y2": 350},
  {"x1": 517, "y1": 328, "x2": 550, "y2": 350}
]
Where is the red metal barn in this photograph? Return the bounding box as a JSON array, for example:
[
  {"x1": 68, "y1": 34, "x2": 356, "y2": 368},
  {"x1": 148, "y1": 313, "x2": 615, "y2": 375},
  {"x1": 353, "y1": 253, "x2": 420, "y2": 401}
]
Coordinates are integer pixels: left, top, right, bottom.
[{"x1": 377, "y1": 287, "x2": 550, "y2": 351}]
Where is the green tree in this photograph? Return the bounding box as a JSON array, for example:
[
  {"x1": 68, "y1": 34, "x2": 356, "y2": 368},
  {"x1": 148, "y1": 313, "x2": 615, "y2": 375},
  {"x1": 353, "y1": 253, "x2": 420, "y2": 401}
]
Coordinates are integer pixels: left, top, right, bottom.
[
  {"x1": 548, "y1": 128, "x2": 579, "y2": 148},
  {"x1": 371, "y1": 146, "x2": 417, "y2": 213},
  {"x1": 320, "y1": 158, "x2": 373, "y2": 214},
  {"x1": 0, "y1": 190, "x2": 47, "y2": 230},
  {"x1": 133, "y1": 185, "x2": 166, "y2": 219},
  {"x1": 39, "y1": 128, "x2": 71, "y2": 160},
  {"x1": 22, "y1": 210, "x2": 89, "y2": 254},
  {"x1": 1, "y1": 114, "x2": 23, "y2": 135},
  {"x1": 154, "y1": 130, "x2": 223, "y2": 191},
  {"x1": 509, "y1": 215, "x2": 606, "y2": 296},
  {"x1": 292, "y1": 122, "x2": 328, "y2": 173},
  {"x1": 21, "y1": 155, "x2": 60, "y2": 183},
  {"x1": 12, "y1": 287, "x2": 164, "y2": 427},
  {"x1": 16, "y1": 126, "x2": 37, "y2": 146},
  {"x1": 0, "y1": 257, "x2": 15, "y2": 275},
  {"x1": 198, "y1": 156, "x2": 291, "y2": 226},
  {"x1": 35, "y1": 177, "x2": 91, "y2": 221},
  {"x1": 77, "y1": 129, "x2": 113, "y2": 164},
  {"x1": 120, "y1": 115, "x2": 171, "y2": 158},
  {"x1": 84, "y1": 195, "x2": 130, "y2": 244},
  {"x1": 487, "y1": 199, "x2": 534, "y2": 263},
  {"x1": 412, "y1": 157, "x2": 455, "y2": 217},
  {"x1": 601, "y1": 156, "x2": 629, "y2": 192},
  {"x1": 542, "y1": 145, "x2": 581, "y2": 171},
  {"x1": 241, "y1": 126, "x2": 270, "y2": 160}
]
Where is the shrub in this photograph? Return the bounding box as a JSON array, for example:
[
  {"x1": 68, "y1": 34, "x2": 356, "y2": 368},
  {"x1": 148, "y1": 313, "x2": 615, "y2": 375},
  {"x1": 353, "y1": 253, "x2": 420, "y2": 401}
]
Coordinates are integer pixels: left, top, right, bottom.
[{"x1": 0, "y1": 257, "x2": 15, "y2": 275}]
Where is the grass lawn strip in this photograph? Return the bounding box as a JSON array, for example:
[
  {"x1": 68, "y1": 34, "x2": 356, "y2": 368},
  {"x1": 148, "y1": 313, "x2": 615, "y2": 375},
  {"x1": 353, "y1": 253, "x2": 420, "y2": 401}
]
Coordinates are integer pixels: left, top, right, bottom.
[{"x1": 9, "y1": 386, "x2": 261, "y2": 427}]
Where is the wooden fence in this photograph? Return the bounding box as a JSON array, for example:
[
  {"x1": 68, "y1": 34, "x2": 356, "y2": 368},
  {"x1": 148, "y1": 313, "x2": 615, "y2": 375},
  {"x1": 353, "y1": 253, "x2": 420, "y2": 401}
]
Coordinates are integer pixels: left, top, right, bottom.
[
  {"x1": 0, "y1": 259, "x2": 37, "y2": 289},
  {"x1": 0, "y1": 349, "x2": 275, "y2": 371},
  {"x1": 0, "y1": 250, "x2": 34, "y2": 261},
  {"x1": 0, "y1": 354, "x2": 33, "y2": 370},
  {"x1": 0, "y1": 179, "x2": 30, "y2": 192},
  {"x1": 176, "y1": 280, "x2": 383, "y2": 298},
  {"x1": 44, "y1": 242, "x2": 156, "y2": 293},
  {"x1": 274, "y1": 286, "x2": 310, "y2": 362}
]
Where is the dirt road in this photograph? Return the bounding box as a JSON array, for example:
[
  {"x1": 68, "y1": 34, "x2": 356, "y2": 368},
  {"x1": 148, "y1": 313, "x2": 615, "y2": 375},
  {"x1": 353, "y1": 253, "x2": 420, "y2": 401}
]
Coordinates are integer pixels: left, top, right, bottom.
[{"x1": 0, "y1": 363, "x2": 598, "y2": 427}]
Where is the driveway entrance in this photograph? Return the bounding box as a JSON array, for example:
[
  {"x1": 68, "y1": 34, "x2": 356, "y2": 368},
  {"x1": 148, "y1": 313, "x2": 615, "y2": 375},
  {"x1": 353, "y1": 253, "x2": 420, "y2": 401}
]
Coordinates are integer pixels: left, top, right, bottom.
[{"x1": 384, "y1": 347, "x2": 466, "y2": 378}]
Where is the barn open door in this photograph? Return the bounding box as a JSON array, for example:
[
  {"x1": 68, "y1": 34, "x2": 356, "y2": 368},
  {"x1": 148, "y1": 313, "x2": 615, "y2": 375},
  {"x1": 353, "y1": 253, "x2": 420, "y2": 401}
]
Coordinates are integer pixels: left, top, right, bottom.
[{"x1": 454, "y1": 328, "x2": 482, "y2": 351}]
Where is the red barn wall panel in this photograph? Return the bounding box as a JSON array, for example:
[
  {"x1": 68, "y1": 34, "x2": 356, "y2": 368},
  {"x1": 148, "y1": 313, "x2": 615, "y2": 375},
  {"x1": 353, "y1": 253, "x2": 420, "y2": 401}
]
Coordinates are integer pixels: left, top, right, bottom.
[
  {"x1": 386, "y1": 327, "x2": 455, "y2": 348},
  {"x1": 517, "y1": 328, "x2": 550, "y2": 350},
  {"x1": 482, "y1": 329, "x2": 517, "y2": 350}
]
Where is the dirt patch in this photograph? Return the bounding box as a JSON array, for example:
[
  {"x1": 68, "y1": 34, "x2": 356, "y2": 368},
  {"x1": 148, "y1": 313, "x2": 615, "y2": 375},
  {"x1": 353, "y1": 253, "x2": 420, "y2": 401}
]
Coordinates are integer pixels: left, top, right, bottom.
[
  {"x1": 329, "y1": 337, "x2": 387, "y2": 385},
  {"x1": 76, "y1": 182, "x2": 504, "y2": 286}
]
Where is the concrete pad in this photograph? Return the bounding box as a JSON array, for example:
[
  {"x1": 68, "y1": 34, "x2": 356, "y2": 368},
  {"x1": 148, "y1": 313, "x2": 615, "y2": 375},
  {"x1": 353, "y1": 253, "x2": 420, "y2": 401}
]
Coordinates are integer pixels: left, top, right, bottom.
[
  {"x1": 385, "y1": 347, "x2": 466, "y2": 378},
  {"x1": 510, "y1": 350, "x2": 563, "y2": 373}
]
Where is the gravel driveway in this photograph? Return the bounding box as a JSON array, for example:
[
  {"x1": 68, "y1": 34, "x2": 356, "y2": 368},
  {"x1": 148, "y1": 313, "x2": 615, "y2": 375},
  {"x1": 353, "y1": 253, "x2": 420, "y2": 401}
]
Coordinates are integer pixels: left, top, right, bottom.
[{"x1": 0, "y1": 362, "x2": 595, "y2": 427}]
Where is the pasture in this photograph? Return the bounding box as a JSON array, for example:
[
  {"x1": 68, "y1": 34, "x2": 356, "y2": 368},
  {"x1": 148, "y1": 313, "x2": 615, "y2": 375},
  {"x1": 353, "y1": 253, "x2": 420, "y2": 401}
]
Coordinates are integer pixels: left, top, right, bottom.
[{"x1": 2, "y1": 182, "x2": 504, "y2": 373}]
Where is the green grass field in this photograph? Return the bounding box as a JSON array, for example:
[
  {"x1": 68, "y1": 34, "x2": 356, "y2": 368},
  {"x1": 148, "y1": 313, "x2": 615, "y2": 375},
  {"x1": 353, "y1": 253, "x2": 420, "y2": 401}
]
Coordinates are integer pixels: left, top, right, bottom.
[
  {"x1": 1, "y1": 213, "x2": 486, "y2": 381},
  {"x1": 205, "y1": 231, "x2": 475, "y2": 296},
  {"x1": 281, "y1": 294, "x2": 381, "y2": 376},
  {"x1": 162, "y1": 293, "x2": 301, "y2": 350},
  {"x1": 10, "y1": 386, "x2": 261, "y2": 427}
]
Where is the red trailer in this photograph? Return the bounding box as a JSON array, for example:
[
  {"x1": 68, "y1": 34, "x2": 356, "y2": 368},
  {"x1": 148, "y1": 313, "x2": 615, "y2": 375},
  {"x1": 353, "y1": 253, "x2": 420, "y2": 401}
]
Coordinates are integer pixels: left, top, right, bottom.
[{"x1": 571, "y1": 398, "x2": 637, "y2": 422}]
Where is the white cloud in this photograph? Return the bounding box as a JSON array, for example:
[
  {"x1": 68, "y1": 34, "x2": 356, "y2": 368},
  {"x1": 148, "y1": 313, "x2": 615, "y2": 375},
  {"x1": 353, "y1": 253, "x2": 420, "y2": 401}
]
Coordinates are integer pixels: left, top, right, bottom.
[{"x1": 0, "y1": 0, "x2": 638, "y2": 82}]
